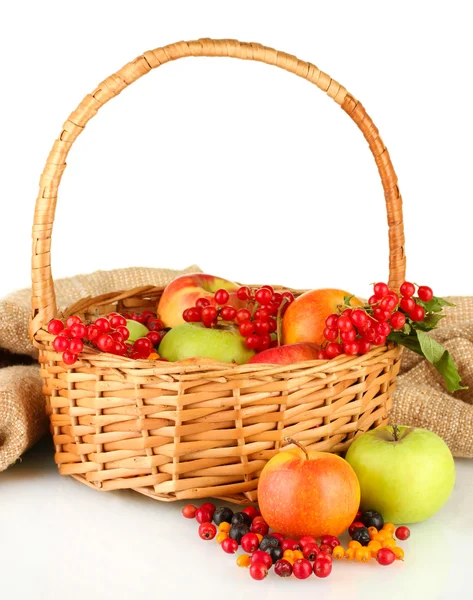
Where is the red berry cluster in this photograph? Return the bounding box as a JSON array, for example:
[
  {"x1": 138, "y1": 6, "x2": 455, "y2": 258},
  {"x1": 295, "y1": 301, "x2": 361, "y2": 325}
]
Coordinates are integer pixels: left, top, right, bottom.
[
  {"x1": 319, "y1": 281, "x2": 434, "y2": 359},
  {"x1": 182, "y1": 285, "x2": 295, "y2": 352},
  {"x1": 47, "y1": 311, "x2": 166, "y2": 365},
  {"x1": 182, "y1": 502, "x2": 334, "y2": 581}
]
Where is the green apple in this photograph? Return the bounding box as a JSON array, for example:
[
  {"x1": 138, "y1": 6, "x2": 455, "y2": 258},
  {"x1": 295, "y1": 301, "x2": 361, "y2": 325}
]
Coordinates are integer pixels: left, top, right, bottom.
[
  {"x1": 158, "y1": 323, "x2": 255, "y2": 364},
  {"x1": 345, "y1": 425, "x2": 455, "y2": 524},
  {"x1": 126, "y1": 319, "x2": 149, "y2": 343}
]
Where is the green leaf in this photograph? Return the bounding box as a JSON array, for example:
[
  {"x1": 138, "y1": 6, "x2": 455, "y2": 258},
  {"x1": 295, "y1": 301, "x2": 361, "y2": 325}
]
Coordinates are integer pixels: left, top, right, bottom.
[
  {"x1": 435, "y1": 352, "x2": 468, "y2": 393},
  {"x1": 387, "y1": 331, "x2": 423, "y2": 355},
  {"x1": 413, "y1": 313, "x2": 445, "y2": 331},
  {"x1": 416, "y1": 330, "x2": 445, "y2": 363},
  {"x1": 416, "y1": 330, "x2": 467, "y2": 393},
  {"x1": 344, "y1": 295, "x2": 355, "y2": 306},
  {"x1": 417, "y1": 296, "x2": 455, "y2": 313}
]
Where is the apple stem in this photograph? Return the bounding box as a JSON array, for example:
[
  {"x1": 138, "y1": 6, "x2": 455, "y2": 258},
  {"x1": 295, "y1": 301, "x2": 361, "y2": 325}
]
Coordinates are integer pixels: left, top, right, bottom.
[
  {"x1": 392, "y1": 424, "x2": 400, "y2": 441},
  {"x1": 284, "y1": 436, "x2": 309, "y2": 460}
]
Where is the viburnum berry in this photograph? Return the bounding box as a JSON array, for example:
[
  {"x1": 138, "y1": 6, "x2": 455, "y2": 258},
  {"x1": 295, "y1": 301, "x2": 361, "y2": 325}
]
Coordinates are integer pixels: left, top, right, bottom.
[
  {"x1": 251, "y1": 550, "x2": 273, "y2": 569},
  {"x1": 235, "y1": 308, "x2": 251, "y2": 324},
  {"x1": 409, "y1": 305, "x2": 425, "y2": 321},
  {"x1": 66, "y1": 316, "x2": 82, "y2": 328},
  {"x1": 201, "y1": 306, "x2": 218, "y2": 327},
  {"x1": 380, "y1": 295, "x2": 397, "y2": 312},
  {"x1": 62, "y1": 350, "x2": 77, "y2": 365},
  {"x1": 271, "y1": 292, "x2": 283, "y2": 305},
  {"x1": 245, "y1": 335, "x2": 261, "y2": 350},
  {"x1": 281, "y1": 291, "x2": 295, "y2": 304},
  {"x1": 214, "y1": 289, "x2": 230, "y2": 305},
  {"x1": 255, "y1": 287, "x2": 273, "y2": 305},
  {"x1": 325, "y1": 342, "x2": 343, "y2": 358},
  {"x1": 374, "y1": 307, "x2": 390, "y2": 322},
  {"x1": 86, "y1": 324, "x2": 99, "y2": 342},
  {"x1": 110, "y1": 314, "x2": 127, "y2": 328},
  {"x1": 358, "y1": 339, "x2": 372, "y2": 354},
  {"x1": 219, "y1": 305, "x2": 237, "y2": 321},
  {"x1": 199, "y1": 502, "x2": 216, "y2": 517},
  {"x1": 325, "y1": 314, "x2": 339, "y2": 329},
  {"x1": 183, "y1": 307, "x2": 202, "y2": 322},
  {"x1": 241, "y1": 533, "x2": 260, "y2": 553},
  {"x1": 95, "y1": 317, "x2": 111, "y2": 333},
  {"x1": 337, "y1": 315, "x2": 352, "y2": 332},
  {"x1": 390, "y1": 311, "x2": 406, "y2": 330},
  {"x1": 237, "y1": 286, "x2": 251, "y2": 301},
  {"x1": 221, "y1": 537, "x2": 239, "y2": 554},
  {"x1": 418, "y1": 286, "x2": 433, "y2": 302},
  {"x1": 351, "y1": 309, "x2": 368, "y2": 329},
  {"x1": 400, "y1": 296, "x2": 416, "y2": 313},
  {"x1": 48, "y1": 319, "x2": 64, "y2": 335},
  {"x1": 249, "y1": 562, "x2": 268, "y2": 580},
  {"x1": 377, "y1": 547, "x2": 396, "y2": 566},
  {"x1": 373, "y1": 282, "x2": 389, "y2": 298},
  {"x1": 317, "y1": 350, "x2": 328, "y2": 360},
  {"x1": 368, "y1": 295, "x2": 379, "y2": 305},
  {"x1": 376, "y1": 322, "x2": 391, "y2": 337},
  {"x1": 71, "y1": 323, "x2": 87, "y2": 339},
  {"x1": 340, "y1": 329, "x2": 356, "y2": 343},
  {"x1": 343, "y1": 342, "x2": 359, "y2": 355},
  {"x1": 195, "y1": 507, "x2": 212, "y2": 524},
  {"x1": 400, "y1": 281, "x2": 415, "y2": 297},
  {"x1": 147, "y1": 318, "x2": 164, "y2": 331},
  {"x1": 195, "y1": 297, "x2": 211, "y2": 309},
  {"x1": 69, "y1": 338, "x2": 84, "y2": 354},
  {"x1": 324, "y1": 327, "x2": 338, "y2": 341},
  {"x1": 53, "y1": 336, "x2": 70, "y2": 352},
  {"x1": 373, "y1": 334, "x2": 387, "y2": 346}
]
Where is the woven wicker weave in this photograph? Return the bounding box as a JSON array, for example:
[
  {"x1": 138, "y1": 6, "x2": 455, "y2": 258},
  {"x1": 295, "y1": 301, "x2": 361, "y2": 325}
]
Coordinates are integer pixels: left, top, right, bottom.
[{"x1": 31, "y1": 39, "x2": 405, "y2": 503}]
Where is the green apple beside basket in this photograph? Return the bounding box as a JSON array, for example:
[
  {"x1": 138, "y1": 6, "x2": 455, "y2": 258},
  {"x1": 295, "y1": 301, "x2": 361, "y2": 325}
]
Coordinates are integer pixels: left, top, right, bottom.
[{"x1": 30, "y1": 39, "x2": 404, "y2": 503}]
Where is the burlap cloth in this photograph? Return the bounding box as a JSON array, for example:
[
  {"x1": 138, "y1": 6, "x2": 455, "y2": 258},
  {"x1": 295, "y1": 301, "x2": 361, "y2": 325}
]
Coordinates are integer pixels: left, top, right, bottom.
[{"x1": 1, "y1": 266, "x2": 472, "y2": 471}]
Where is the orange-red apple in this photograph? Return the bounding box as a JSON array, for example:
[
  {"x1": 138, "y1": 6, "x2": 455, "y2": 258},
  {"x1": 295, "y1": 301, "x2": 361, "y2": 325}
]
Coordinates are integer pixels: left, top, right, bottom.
[
  {"x1": 258, "y1": 439, "x2": 360, "y2": 538},
  {"x1": 282, "y1": 288, "x2": 362, "y2": 346},
  {"x1": 247, "y1": 342, "x2": 320, "y2": 365},
  {"x1": 157, "y1": 273, "x2": 243, "y2": 328}
]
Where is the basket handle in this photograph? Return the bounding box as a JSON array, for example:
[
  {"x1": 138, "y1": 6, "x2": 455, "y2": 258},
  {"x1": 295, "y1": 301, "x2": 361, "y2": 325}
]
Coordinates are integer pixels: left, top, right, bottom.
[{"x1": 30, "y1": 38, "x2": 406, "y2": 337}]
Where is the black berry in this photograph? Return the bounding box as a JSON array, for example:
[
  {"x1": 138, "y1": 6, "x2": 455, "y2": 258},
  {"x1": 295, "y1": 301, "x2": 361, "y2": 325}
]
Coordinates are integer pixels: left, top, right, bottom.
[
  {"x1": 229, "y1": 523, "x2": 250, "y2": 543},
  {"x1": 259, "y1": 535, "x2": 280, "y2": 553},
  {"x1": 213, "y1": 507, "x2": 233, "y2": 526},
  {"x1": 360, "y1": 510, "x2": 384, "y2": 530},
  {"x1": 352, "y1": 527, "x2": 371, "y2": 546},
  {"x1": 269, "y1": 546, "x2": 284, "y2": 564},
  {"x1": 231, "y1": 512, "x2": 252, "y2": 527}
]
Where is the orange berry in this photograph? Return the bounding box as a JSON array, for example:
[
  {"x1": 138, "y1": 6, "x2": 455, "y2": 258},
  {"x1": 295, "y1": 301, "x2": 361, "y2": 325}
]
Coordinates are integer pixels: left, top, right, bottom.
[
  {"x1": 348, "y1": 540, "x2": 362, "y2": 549},
  {"x1": 236, "y1": 554, "x2": 251, "y2": 567},
  {"x1": 368, "y1": 526, "x2": 378, "y2": 539},
  {"x1": 256, "y1": 533, "x2": 263, "y2": 543},
  {"x1": 333, "y1": 546, "x2": 345, "y2": 560},
  {"x1": 382, "y1": 538, "x2": 397, "y2": 549},
  {"x1": 367, "y1": 540, "x2": 382, "y2": 557},
  {"x1": 393, "y1": 547, "x2": 405, "y2": 560},
  {"x1": 216, "y1": 532, "x2": 228, "y2": 544},
  {"x1": 355, "y1": 547, "x2": 371, "y2": 562},
  {"x1": 218, "y1": 522, "x2": 231, "y2": 533},
  {"x1": 382, "y1": 523, "x2": 396, "y2": 534},
  {"x1": 293, "y1": 550, "x2": 304, "y2": 560},
  {"x1": 283, "y1": 550, "x2": 294, "y2": 560},
  {"x1": 374, "y1": 532, "x2": 387, "y2": 543},
  {"x1": 345, "y1": 548, "x2": 356, "y2": 561},
  {"x1": 148, "y1": 352, "x2": 160, "y2": 360}
]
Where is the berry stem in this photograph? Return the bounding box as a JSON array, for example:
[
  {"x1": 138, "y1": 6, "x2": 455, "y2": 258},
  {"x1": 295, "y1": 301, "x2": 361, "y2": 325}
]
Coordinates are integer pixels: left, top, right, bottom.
[
  {"x1": 276, "y1": 297, "x2": 290, "y2": 347},
  {"x1": 284, "y1": 436, "x2": 309, "y2": 460}
]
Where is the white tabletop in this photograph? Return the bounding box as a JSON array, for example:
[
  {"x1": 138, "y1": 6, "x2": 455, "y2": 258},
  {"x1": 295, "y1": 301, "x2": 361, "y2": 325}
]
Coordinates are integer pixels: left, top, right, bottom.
[{"x1": 1, "y1": 437, "x2": 470, "y2": 600}]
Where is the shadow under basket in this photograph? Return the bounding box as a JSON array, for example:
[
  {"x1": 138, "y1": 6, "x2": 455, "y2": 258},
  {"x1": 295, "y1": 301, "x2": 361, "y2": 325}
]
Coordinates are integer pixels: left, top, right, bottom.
[{"x1": 30, "y1": 39, "x2": 406, "y2": 504}]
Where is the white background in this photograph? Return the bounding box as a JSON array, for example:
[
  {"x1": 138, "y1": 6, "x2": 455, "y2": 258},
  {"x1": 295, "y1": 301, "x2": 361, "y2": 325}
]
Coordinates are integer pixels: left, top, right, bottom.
[
  {"x1": 1, "y1": 2, "x2": 472, "y2": 600},
  {"x1": 0, "y1": 0, "x2": 472, "y2": 301}
]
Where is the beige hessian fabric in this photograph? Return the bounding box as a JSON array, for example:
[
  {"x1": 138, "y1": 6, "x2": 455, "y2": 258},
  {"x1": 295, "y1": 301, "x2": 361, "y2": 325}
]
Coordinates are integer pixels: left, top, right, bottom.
[
  {"x1": 0, "y1": 267, "x2": 472, "y2": 471},
  {"x1": 0, "y1": 265, "x2": 201, "y2": 471}
]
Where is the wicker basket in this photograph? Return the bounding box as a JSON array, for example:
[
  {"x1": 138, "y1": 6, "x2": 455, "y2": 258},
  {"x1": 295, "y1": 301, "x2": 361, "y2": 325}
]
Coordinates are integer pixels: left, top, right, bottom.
[{"x1": 30, "y1": 39, "x2": 405, "y2": 504}]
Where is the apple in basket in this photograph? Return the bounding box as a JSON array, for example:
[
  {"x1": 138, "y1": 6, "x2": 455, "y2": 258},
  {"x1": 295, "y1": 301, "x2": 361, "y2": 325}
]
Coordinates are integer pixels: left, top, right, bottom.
[
  {"x1": 345, "y1": 425, "x2": 456, "y2": 524},
  {"x1": 158, "y1": 322, "x2": 255, "y2": 364},
  {"x1": 157, "y1": 273, "x2": 244, "y2": 328},
  {"x1": 247, "y1": 342, "x2": 321, "y2": 365},
  {"x1": 282, "y1": 288, "x2": 363, "y2": 346}
]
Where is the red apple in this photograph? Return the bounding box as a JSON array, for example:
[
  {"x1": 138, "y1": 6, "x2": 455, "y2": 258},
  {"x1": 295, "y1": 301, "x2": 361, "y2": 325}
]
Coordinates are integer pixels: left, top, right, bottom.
[
  {"x1": 247, "y1": 342, "x2": 320, "y2": 365},
  {"x1": 258, "y1": 438, "x2": 360, "y2": 538},
  {"x1": 282, "y1": 288, "x2": 362, "y2": 346},
  {"x1": 157, "y1": 273, "x2": 243, "y2": 328}
]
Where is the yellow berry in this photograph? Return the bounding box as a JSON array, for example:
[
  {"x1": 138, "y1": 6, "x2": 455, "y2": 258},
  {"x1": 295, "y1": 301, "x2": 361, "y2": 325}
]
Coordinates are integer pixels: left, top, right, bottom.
[
  {"x1": 367, "y1": 540, "x2": 382, "y2": 557},
  {"x1": 218, "y1": 522, "x2": 231, "y2": 533},
  {"x1": 368, "y1": 526, "x2": 378, "y2": 539},
  {"x1": 374, "y1": 532, "x2": 388, "y2": 542},
  {"x1": 393, "y1": 547, "x2": 405, "y2": 560},
  {"x1": 256, "y1": 533, "x2": 263, "y2": 543},
  {"x1": 382, "y1": 538, "x2": 397, "y2": 549},
  {"x1": 236, "y1": 554, "x2": 251, "y2": 567},
  {"x1": 345, "y1": 548, "x2": 356, "y2": 561},
  {"x1": 382, "y1": 523, "x2": 396, "y2": 534},
  {"x1": 148, "y1": 352, "x2": 160, "y2": 360},
  {"x1": 348, "y1": 540, "x2": 362, "y2": 549},
  {"x1": 216, "y1": 532, "x2": 228, "y2": 544},
  {"x1": 293, "y1": 550, "x2": 304, "y2": 560},
  {"x1": 355, "y1": 547, "x2": 371, "y2": 562},
  {"x1": 333, "y1": 546, "x2": 345, "y2": 560},
  {"x1": 283, "y1": 550, "x2": 294, "y2": 560}
]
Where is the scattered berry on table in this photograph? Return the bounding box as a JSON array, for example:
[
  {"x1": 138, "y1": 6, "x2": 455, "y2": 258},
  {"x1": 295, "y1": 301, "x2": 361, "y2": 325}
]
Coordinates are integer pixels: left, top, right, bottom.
[
  {"x1": 314, "y1": 557, "x2": 332, "y2": 578},
  {"x1": 321, "y1": 535, "x2": 341, "y2": 549},
  {"x1": 231, "y1": 512, "x2": 252, "y2": 527},
  {"x1": 221, "y1": 537, "x2": 239, "y2": 554},
  {"x1": 395, "y1": 526, "x2": 411, "y2": 540},
  {"x1": 215, "y1": 532, "x2": 228, "y2": 544},
  {"x1": 319, "y1": 543, "x2": 333, "y2": 555},
  {"x1": 249, "y1": 562, "x2": 268, "y2": 581},
  {"x1": 348, "y1": 540, "x2": 362, "y2": 550},
  {"x1": 241, "y1": 506, "x2": 260, "y2": 521},
  {"x1": 270, "y1": 532, "x2": 285, "y2": 545},
  {"x1": 303, "y1": 543, "x2": 320, "y2": 561},
  {"x1": 200, "y1": 502, "x2": 216, "y2": 518},
  {"x1": 360, "y1": 510, "x2": 384, "y2": 530},
  {"x1": 218, "y1": 522, "x2": 231, "y2": 533},
  {"x1": 181, "y1": 504, "x2": 197, "y2": 519},
  {"x1": 377, "y1": 547, "x2": 396, "y2": 566},
  {"x1": 281, "y1": 538, "x2": 300, "y2": 552},
  {"x1": 355, "y1": 547, "x2": 371, "y2": 562},
  {"x1": 250, "y1": 519, "x2": 269, "y2": 536},
  {"x1": 198, "y1": 522, "x2": 217, "y2": 540},
  {"x1": 269, "y1": 547, "x2": 284, "y2": 564},
  {"x1": 195, "y1": 507, "x2": 212, "y2": 524},
  {"x1": 368, "y1": 526, "x2": 378, "y2": 539},
  {"x1": 229, "y1": 523, "x2": 250, "y2": 544},
  {"x1": 240, "y1": 533, "x2": 260, "y2": 553},
  {"x1": 293, "y1": 558, "x2": 313, "y2": 580},
  {"x1": 213, "y1": 507, "x2": 233, "y2": 526},
  {"x1": 367, "y1": 540, "x2": 382, "y2": 557},
  {"x1": 349, "y1": 521, "x2": 365, "y2": 537},
  {"x1": 382, "y1": 538, "x2": 397, "y2": 550},
  {"x1": 393, "y1": 547, "x2": 405, "y2": 560},
  {"x1": 345, "y1": 548, "x2": 356, "y2": 561},
  {"x1": 251, "y1": 550, "x2": 273, "y2": 569},
  {"x1": 352, "y1": 527, "x2": 371, "y2": 546},
  {"x1": 332, "y1": 546, "x2": 345, "y2": 560},
  {"x1": 259, "y1": 535, "x2": 280, "y2": 553},
  {"x1": 236, "y1": 554, "x2": 251, "y2": 568},
  {"x1": 274, "y1": 559, "x2": 293, "y2": 577}
]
